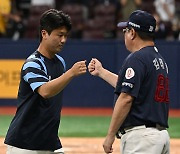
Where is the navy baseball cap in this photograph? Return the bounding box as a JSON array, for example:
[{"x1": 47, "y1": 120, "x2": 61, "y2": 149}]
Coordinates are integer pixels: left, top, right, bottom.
[{"x1": 117, "y1": 10, "x2": 156, "y2": 33}]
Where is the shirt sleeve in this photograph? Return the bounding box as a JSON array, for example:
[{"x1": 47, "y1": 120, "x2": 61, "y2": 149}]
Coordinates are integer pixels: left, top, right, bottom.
[
  {"x1": 22, "y1": 59, "x2": 49, "y2": 91},
  {"x1": 117, "y1": 56, "x2": 146, "y2": 98}
]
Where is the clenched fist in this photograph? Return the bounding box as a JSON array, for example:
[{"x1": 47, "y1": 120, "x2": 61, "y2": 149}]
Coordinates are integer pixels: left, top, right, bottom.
[
  {"x1": 70, "y1": 60, "x2": 87, "y2": 77},
  {"x1": 88, "y1": 58, "x2": 103, "y2": 76}
]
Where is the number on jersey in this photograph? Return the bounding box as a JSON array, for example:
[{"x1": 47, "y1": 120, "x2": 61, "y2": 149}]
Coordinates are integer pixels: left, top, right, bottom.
[{"x1": 155, "y1": 74, "x2": 169, "y2": 103}]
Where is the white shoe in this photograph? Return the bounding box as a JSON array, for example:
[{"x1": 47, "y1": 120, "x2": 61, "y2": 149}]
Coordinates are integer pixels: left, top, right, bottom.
[{"x1": 54, "y1": 148, "x2": 65, "y2": 153}]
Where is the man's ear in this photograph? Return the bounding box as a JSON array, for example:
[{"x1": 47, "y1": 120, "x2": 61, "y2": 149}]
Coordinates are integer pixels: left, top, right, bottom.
[
  {"x1": 131, "y1": 28, "x2": 136, "y2": 40},
  {"x1": 41, "y1": 30, "x2": 48, "y2": 40}
]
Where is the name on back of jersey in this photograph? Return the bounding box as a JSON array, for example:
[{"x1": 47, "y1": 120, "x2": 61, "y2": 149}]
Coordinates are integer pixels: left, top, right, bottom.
[{"x1": 153, "y1": 58, "x2": 168, "y2": 74}]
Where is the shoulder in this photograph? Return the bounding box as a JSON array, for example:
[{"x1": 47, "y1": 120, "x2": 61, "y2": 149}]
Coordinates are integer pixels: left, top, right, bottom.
[
  {"x1": 131, "y1": 46, "x2": 154, "y2": 61},
  {"x1": 55, "y1": 54, "x2": 65, "y2": 62},
  {"x1": 26, "y1": 51, "x2": 42, "y2": 63},
  {"x1": 125, "y1": 52, "x2": 139, "y2": 62},
  {"x1": 124, "y1": 50, "x2": 148, "y2": 68},
  {"x1": 23, "y1": 51, "x2": 47, "y2": 73}
]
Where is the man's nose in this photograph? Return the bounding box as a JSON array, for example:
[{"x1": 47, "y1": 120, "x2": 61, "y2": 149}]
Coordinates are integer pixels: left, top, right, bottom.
[{"x1": 61, "y1": 36, "x2": 67, "y2": 43}]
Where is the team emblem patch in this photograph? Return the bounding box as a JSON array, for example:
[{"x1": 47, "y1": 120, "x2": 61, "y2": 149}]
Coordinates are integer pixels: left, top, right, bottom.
[{"x1": 125, "y1": 68, "x2": 135, "y2": 79}]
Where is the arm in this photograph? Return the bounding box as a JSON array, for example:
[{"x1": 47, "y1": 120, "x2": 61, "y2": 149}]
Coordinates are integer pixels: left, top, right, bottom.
[
  {"x1": 38, "y1": 60, "x2": 87, "y2": 98},
  {"x1": 88, "y1": 58, "x2": 118, "y2": 88},
  {"x1": 103, "y1": 92, "x2": 133, "y2": 153}
]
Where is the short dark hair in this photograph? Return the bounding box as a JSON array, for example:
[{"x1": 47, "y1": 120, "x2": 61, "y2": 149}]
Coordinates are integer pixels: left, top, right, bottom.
[{"x1": 39, "y1": 9, "x2": 72, "y2": 42}]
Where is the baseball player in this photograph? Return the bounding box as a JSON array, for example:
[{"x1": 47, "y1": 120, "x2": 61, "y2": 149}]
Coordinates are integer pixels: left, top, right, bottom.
[
  {"x1": 88, "y1": 10, "x2": 170, "y2": 154},
  {"x1": 4, "y1": 9, "x2": 87, "y2": 154}
]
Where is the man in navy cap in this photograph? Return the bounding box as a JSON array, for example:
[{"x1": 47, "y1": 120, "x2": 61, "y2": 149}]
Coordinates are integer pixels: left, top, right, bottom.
[{"x1": 88, "y1": 10, "x2": 170, "y2": 154}]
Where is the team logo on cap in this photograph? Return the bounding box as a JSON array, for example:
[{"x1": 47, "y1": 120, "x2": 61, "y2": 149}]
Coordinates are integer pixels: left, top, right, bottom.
[
  {"x1": 125, "y1": 68, "x2": 135, "y2": 79},
  {"x1": 128, "y1": 22, "x2": 140, "y2": 28},
  {"x1": 149, "y1": 26, "x2": 154, "y2": 32}
]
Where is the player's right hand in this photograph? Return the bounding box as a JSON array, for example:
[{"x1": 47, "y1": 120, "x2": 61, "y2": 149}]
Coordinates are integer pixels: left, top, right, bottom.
[
  {"x1": 88, "y1": 58, "x2": 103, "y2": 76},
  {"x1": 70, "y1": 60, "x2": 87, "y2": 76},
  {"x1": 103, "y1": 134, "x2": 115, "y2": 153}
]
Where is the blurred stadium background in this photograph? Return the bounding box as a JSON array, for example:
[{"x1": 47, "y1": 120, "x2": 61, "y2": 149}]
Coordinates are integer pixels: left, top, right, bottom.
[
  {"x1": 0, "y1": 0, "x2": 179, "y2": 40},
  {"x1": 0, "y1": 0, "x2": 180, "y2": 153}
]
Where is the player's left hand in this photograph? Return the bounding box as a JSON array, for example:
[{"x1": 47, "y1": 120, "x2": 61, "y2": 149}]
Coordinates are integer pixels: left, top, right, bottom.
[
  {"x1": 88, "y1": 58, "x2": 103, "y2": 76},
  {"x1": 103, "y1": 134, "x2": 115, "y2": 153}
]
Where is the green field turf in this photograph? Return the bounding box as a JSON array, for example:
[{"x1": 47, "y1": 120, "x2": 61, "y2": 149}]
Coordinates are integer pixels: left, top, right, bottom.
[{"x1": 0, "y1": 115, "x2": 180, "y2": 138}]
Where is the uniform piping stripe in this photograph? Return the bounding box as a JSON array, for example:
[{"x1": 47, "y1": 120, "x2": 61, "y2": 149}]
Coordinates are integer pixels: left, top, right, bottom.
[
  {"x1": 27, "y1": 57, "x2": 47, "y2": 75},
  {"x1": 30, "y1": 82, "x2": 47, "y2": 91},
  {"x1": 24, "y1": 67, "x2": 47, "y2": 77},
  {"x1": 39, "y1": 57, "x2": 47, "y2": 74},
  {"x1": 23, "y1": 72, "x2": 49, "y2": 82},
  {"x1": 23, "y1": 62, "x2": 41, "y2": 70},
  {"x1": 56, "y1": 54, "x2": 66, "y2": 71},
  {"x1": 28, "y1": 77, "x2": 49, "y2": 84}
]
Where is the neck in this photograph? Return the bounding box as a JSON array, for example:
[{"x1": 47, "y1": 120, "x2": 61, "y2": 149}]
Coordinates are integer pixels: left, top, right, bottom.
[
  {"x1": 37, "y1": 43, "x2": 54, "y2": 59},
  {"x1": 131, "y1": 40, "x2": 154, "y2": 53}
]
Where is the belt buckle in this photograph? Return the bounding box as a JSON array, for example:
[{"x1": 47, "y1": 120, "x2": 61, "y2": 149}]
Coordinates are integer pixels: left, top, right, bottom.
[
  {"x1": 156, "y1": 124, "x2": 166, "y2": 131},
  {"x1": 116, "y1": 130, "x2": 125, "y2": 139}
]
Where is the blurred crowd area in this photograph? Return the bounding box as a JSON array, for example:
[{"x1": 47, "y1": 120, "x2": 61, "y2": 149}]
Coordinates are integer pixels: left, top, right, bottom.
[{"x1": 0, "y1": 0, "x2": 180, "y2": 41}]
